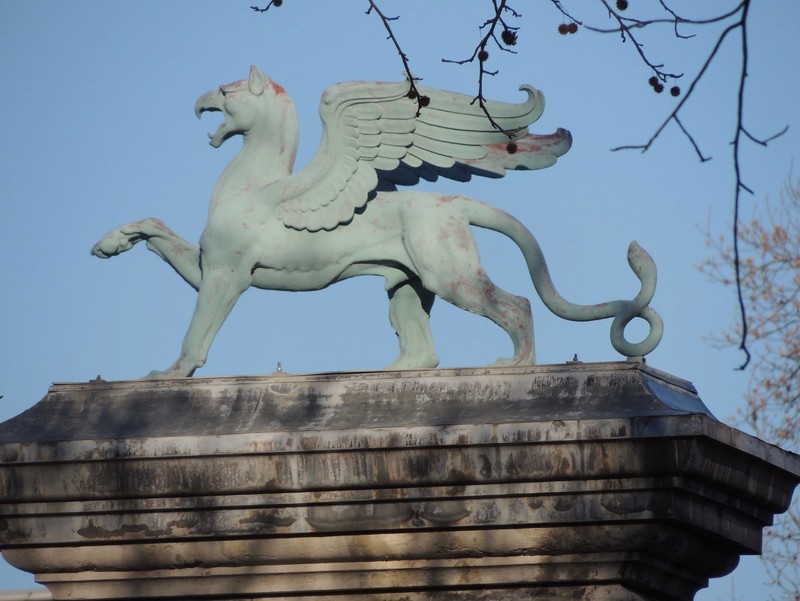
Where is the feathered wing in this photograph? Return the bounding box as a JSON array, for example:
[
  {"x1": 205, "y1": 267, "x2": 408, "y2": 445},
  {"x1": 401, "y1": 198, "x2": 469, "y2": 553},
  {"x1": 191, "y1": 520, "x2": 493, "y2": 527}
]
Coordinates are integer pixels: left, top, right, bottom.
[{"x1": 277, "y1": 81, "x2": 571, "y2": 232}]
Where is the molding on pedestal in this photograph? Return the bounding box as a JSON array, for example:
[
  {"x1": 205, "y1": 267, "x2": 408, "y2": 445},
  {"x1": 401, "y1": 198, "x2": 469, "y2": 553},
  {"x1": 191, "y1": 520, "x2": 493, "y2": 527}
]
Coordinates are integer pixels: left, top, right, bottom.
[{"x1": 1, "y1": 362, "x2": 798, "y2": 600}]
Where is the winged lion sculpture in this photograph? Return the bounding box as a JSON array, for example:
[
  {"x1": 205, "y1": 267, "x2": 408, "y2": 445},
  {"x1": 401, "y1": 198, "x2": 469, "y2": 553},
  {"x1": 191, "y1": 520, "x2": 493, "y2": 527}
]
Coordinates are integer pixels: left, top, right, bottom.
[{"x1": 92, "y1": 66, "x2": 662, "y2": 378}]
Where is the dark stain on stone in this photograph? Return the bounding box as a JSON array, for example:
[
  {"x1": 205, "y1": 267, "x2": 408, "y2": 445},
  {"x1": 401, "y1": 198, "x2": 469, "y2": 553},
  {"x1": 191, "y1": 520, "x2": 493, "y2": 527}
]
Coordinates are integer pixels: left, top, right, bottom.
[
  {"x1": 306, "y1": 503, "x2": 412, "y2": 531},
  {"x1": 78, "y1": 519, "x2": 166, "y2": 539},
  {"x1": 478, "y1": 453, "x2": 493, "y2": 478},
  {"x1": 447, "y1": 468, "x2": 471, "y2": 483},
  {"x1": 406, "y1": 454, "x2": 435, "y2": 480},
  {"x1": 526, "y1": 375, "x2": 580, "y2": 400},
  {"x1": 419, "y1": 500, "x2": 470, "y2": 525},
  {"x1": 0, "y1": 517, "x2": 31, "y2": 542},
  {"x1": 446, "y1": 484, "x2": 466, "y2": 496},
  {"x1": 601, "y1": 493, "x2": 654, "y2": 516},
  {"x1": 165, "y1": 518, "x2": 199, "y2": 530},
  {"x1": 527, "y1": 497, "x2": 544, "y2": 510},
  {"x1": 504, "y1": 453, "x2": 521, "y2": 477},
  {"x1": 271, "y1": 387, "x2": 332, "y2": 426},
  {"x1": 473, "y1": 502, "x2": 501, "y2": 524},
  {"x1": 239, "y1": 510, "x2": 296, "y2": 530},
  {"x1": 554, "y1": 496, "x2": 575, "y2": 512}
]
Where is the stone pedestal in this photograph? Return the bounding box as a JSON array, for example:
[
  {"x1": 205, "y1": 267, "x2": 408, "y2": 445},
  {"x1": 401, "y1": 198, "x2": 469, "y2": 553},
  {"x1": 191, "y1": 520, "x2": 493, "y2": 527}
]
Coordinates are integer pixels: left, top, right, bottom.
[{"x1": 1, "y1": 362, "x2": 798, "y2": 600}]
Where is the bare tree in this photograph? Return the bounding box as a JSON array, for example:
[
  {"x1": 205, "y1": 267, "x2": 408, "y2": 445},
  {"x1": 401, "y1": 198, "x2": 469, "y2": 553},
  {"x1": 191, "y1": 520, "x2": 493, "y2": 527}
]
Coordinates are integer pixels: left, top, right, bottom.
[{"x1": 701, "y1": 176, "x2": 800, "y2": 600}]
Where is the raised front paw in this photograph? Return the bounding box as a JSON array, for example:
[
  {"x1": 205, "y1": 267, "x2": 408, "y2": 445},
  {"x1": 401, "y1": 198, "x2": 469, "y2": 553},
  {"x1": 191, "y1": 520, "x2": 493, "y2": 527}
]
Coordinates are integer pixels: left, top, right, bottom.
[{"x1": 91, "y1": 224, "x2": 147, "y2": 258}]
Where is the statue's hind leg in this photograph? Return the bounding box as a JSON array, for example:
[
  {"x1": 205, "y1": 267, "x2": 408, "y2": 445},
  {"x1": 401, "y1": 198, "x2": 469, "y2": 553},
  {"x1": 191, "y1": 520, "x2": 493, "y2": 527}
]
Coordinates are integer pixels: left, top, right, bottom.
[
  {"x1": 385, "y1": 278, "x2": 440, "y2": 370},
  {"x1": 439, "y1": 269, "x2": 535, "y2": 366},
  {"x1": 405, "y1": 211, "x2": 535, "y2": 366}
]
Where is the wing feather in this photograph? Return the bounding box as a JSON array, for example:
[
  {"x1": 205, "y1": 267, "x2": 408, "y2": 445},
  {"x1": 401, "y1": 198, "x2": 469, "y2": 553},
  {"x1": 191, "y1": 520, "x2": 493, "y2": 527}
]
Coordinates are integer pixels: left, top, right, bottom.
[
  {"x1": 408, "y1": 146, "x2": 457, "y2": 170},
  {"x1": 402, "y1": 153, "x2": 423, "y2": 169},
  {"x1": 415, "y1": 136, "x2": 487, "y2": 161},
  {"x1": 415, "y1": 121, "x2": 512, "y2": 146},
  {"x1": 277, "y1": 81, "x2": 571, "y2": 231},
  {"x1": 372, "y1": 156, "x2": 401, "y2": 172},
  {"x1": 358, "y1": 134, "x2": 382, "y2": 149},
  {"x1": 379, "y1": 119, "x2": 416, "y2": 134},
  {"x1": 358, "y1": 121, "x2": 381, "y2": 135}
]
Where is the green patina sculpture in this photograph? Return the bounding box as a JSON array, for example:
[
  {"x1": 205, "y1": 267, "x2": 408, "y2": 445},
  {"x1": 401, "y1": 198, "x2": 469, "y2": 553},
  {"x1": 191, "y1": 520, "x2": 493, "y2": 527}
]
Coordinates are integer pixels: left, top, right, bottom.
[{"x1": 92, "y1": 66, "x2": 662, "y2": 378}]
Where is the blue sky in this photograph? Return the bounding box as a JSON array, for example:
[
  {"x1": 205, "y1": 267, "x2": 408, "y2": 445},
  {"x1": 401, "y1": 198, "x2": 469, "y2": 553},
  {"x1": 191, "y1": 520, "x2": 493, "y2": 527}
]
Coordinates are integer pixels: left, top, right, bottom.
[{"x1": 1, "y1": 1, "x2": 798, "y2": 597}]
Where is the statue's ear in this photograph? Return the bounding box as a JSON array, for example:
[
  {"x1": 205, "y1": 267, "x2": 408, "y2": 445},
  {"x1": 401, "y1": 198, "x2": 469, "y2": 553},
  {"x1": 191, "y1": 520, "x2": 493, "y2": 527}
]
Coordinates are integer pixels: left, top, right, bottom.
[{"x1": 248, "y1": 66, "x2": 267, "y2": 96}]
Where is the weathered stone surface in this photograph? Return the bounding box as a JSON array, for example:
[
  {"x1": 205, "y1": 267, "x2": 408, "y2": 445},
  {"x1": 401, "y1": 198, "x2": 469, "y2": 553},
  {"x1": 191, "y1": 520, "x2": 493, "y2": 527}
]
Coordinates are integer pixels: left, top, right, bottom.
[{"x1": 0, "y1": 362, "x2": 798, "y2": 600}]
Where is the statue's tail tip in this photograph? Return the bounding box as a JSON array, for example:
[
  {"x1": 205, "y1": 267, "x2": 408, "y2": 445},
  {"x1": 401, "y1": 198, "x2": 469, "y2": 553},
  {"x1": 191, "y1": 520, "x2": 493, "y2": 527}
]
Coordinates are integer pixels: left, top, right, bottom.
[{"x1": 626, "y1": 240, "x2": 654, "y2": 263}]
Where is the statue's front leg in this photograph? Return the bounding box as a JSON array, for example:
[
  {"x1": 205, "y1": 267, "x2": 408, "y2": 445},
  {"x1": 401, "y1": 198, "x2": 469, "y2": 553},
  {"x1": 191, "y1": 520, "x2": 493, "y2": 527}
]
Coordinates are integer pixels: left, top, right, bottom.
[
  {"x1": 143, "y1": 267, "x2": 251, "y2": 379},
  {"x1": 91, "y1": 218, "x2": 157, "y2": 258},
  {"x1": 92, "y1": 218, "x2": 202, "y2": 290},
  {"x1": 386, "y1": 280, "x2": 440, "y2": 370}
]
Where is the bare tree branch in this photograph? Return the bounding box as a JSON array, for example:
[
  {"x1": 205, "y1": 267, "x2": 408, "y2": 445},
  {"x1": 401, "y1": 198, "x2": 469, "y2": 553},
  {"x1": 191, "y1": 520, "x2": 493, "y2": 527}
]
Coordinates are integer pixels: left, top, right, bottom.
[
  {"x1": 609, "y1": 18, "x2": 741, "y2": 155},
  {"x1": 730, "y1": 0, "x2": 753, "y2": 369},
  {"x1": 364, "y1": 0, "x2": 429, "y2": 114},
  {"x1": 250, "y1": 0, "x2": 282, "y2": 12},
  {"x1": 442, "y1": 0, "x2": 524, "y2": 139},
  {"x1": 701, "y1": 172, "x2": 800, "y2": 594},
  {"x1": 597, "y1": 0, "x2": 785, "y2": 368}
]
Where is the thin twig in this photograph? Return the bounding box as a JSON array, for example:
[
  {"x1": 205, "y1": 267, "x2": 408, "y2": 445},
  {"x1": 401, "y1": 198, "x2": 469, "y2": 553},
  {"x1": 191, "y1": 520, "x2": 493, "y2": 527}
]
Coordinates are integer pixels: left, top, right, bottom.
[
  {"x1": 593, "y1": 0, "x2": 683, "y2": 82},
  {"x1": 610, "y1": 17, "x2": 742, "y2": 153},
  {"x1": 442, "y1": 0, "x2": 524, "y2": 138},
  {"x1": 743, "y1": 124, "x2": 790, "y2": 147},
  {"x1": 250, "y1": 1, "x2": 280, "y2": 13},
  {"x1": 364, "y1": 0, "x2": 428, "y2": 113},
  {"x1": 732, "y1": 0, "x2": 752, "y2": 369},
  {"x1": 674, "y1": 115, "x2": 711, "y2": 162}
]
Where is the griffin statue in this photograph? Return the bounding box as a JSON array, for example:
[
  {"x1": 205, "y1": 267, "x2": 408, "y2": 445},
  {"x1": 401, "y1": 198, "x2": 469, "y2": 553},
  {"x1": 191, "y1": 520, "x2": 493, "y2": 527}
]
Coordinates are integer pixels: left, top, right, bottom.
[{"x1": 92, "y1": 66, "x2": 662, "y2": 378}]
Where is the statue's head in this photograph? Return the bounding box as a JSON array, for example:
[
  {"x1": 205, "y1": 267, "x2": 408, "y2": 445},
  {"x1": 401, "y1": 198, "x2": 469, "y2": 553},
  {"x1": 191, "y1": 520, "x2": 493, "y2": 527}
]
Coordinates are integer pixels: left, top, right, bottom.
[{"x1": 195, "y1": 66, "x2": 297, "y2": 149}]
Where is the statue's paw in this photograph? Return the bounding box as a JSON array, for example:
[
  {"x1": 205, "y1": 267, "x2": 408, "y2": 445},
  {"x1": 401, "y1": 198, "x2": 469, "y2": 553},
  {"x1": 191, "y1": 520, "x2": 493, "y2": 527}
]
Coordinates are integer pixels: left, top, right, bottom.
[
  {"x1": 385, "y1": 351, "x2": 439, "y2": 371},
  {"x1": 141, "y1": 368, "x2": 186, "y2": 380},
  {"x1": 91, "y1": 229, "x2": 142, "y2": 258},
  {"x1": 489, "y1": 356, "x2": 530, "y2": 368}
]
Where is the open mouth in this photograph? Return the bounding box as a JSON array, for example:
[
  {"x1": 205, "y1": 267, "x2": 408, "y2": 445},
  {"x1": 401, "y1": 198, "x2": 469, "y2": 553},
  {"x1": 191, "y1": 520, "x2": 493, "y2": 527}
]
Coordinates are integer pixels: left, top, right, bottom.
[{"x1": 194, "y1": 91, "x2": 229, "y2": 148}]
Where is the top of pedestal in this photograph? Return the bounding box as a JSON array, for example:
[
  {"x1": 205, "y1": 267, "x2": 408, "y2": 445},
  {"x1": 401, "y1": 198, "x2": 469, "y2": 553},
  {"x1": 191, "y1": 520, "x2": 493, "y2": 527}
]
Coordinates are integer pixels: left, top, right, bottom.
[{"x1": 0, "y1": 362, "x2": 710, "y2": 445}]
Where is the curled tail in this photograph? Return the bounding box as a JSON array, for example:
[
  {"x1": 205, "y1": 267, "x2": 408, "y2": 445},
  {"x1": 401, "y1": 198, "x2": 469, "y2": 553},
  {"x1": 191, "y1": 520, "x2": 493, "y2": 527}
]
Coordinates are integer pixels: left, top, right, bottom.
[{"x1": 466, "y1": 201, "x2": 663, "y2": 359}]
